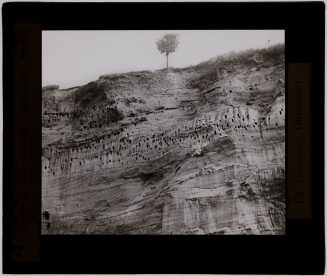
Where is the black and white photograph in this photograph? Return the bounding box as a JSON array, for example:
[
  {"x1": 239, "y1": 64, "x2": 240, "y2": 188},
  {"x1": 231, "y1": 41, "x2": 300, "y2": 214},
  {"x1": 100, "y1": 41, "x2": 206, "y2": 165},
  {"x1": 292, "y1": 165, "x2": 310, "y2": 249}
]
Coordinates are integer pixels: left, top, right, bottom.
[{"x1": 41, "y1": 30, "x2": 285, "y2": 235}]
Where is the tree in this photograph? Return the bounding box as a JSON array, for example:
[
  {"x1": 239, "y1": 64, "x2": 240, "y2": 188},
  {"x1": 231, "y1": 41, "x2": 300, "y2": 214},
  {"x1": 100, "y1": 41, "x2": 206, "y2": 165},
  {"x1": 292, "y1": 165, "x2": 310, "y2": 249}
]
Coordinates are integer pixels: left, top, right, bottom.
[{"x1": 156, "y1": 34, "x2": 179, "y2": 69}]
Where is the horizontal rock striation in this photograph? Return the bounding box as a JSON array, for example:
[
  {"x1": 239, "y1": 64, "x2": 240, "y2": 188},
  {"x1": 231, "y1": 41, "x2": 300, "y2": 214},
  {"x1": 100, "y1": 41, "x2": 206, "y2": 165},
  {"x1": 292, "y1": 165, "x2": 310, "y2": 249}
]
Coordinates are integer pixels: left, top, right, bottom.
[{"x1": 42, "y1": 44, "x2": 285, "y2": 234}]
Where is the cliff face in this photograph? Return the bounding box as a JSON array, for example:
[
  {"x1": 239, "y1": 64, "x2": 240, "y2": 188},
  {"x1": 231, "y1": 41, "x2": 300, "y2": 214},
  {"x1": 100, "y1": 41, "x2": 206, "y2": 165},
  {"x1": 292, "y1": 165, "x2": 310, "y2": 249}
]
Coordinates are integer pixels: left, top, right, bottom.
[{"x1": 42, "y1": 44, "x2": 285, "y2": 234}]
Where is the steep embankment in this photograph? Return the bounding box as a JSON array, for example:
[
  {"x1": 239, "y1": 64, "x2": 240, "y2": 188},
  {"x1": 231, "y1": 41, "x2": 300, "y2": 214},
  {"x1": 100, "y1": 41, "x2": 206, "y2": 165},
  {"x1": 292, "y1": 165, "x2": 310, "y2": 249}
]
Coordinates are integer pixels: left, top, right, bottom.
[{"x1": 42, "y1": 44, "x2": 285, "y2": 234}]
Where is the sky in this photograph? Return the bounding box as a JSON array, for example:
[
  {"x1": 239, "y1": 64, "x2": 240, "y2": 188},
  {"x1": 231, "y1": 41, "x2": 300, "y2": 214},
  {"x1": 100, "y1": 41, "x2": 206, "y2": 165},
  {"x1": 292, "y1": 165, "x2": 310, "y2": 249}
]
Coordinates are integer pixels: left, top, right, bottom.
[{"x1": 42, "y1": 30, "x2": 284, "y2": 89}]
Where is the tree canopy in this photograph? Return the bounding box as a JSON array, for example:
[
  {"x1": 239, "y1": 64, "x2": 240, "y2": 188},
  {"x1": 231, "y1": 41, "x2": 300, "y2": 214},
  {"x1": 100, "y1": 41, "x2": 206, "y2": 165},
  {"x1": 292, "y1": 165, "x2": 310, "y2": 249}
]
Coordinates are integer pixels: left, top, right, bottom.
[{"x1": 156, "y1": 33, "x2": 179, "y2": 56}]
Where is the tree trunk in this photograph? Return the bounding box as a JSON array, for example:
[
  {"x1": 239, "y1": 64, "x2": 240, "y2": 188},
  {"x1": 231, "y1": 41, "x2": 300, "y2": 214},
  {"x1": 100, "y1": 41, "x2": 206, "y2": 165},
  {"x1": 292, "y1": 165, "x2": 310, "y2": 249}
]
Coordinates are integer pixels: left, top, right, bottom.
[{"x1": 166, "y1": 53, "x2": 169, "y2": 69}]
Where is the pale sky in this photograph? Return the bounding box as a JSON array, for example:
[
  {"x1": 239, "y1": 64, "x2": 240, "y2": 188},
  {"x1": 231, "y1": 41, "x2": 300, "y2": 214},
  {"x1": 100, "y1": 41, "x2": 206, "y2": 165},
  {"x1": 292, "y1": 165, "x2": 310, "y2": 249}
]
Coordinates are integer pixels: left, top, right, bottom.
[{"x1": 42, "y1": 30, "x2": 284, "y2": 89}]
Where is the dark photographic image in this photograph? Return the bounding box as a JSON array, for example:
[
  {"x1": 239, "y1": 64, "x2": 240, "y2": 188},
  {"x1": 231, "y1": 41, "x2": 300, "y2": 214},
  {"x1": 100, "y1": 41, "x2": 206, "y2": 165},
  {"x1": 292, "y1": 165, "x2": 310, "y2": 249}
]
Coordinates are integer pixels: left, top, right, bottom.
[{"x1": 42, "y1": 30, "x2": 285, "y2": 235}]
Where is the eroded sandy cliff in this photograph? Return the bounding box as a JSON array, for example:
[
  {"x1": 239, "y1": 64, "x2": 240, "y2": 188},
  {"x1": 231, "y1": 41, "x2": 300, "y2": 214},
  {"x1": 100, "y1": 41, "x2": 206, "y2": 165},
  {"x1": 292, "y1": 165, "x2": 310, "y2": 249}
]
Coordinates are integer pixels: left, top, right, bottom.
[{"x1": 42, "y1": 45, "x2": 285, "y2": 234}]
